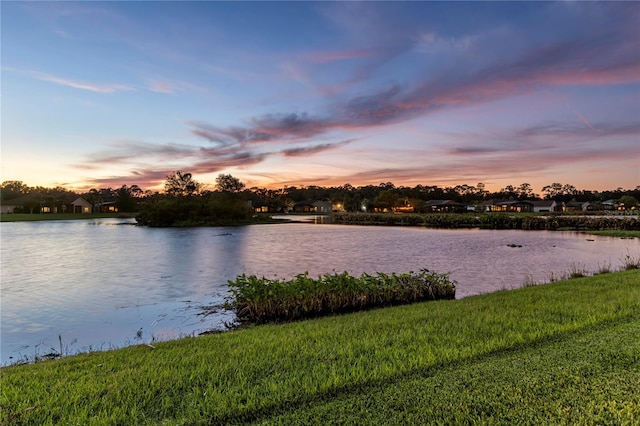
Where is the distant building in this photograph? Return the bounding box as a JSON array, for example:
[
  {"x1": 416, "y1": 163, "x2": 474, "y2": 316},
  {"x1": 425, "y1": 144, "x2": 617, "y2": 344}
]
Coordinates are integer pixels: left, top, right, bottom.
[
  {"x1": 483, "y1": 200, "x2": 534, "y2": 213},
  {"x1": 563, "y1": 202, "x2": 593, "y2": 212},
  {"x1": 424, "y1": 200, "x2": 466, "y2": 213},
  {"x1": 71, "y1": 197, "x2": 93, "y2": 213},
  {"x1": 293, "y1": 200, "x2": 332, "y2": 213},
  {"x1": 531, "y1": 200, "x2": 560, "y2": 213}
]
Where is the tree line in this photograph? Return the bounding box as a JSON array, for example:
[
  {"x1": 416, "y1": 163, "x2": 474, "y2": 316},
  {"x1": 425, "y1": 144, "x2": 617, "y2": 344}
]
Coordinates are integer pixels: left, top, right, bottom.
[{"x1": 2, "y1": 175, "x2": 639, "y2": 215}]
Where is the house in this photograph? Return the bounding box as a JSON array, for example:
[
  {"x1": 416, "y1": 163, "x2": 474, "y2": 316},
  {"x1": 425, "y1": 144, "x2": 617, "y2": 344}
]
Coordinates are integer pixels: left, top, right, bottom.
[
  {"x1": 247, "y1": 200, "x2": 269, "y2": 213},
  {"x1": 293, "y1": 200, "x2": 314, "y2": 213},
  {"x1": 602, "y1": 199, "x2": 617, "y2": 210},
  {"x1": 332, "y1": 202, "x2": 346, "y2": 212},
  {"x1": 563, "y1": 202, "x2": 593, "y2": 212},
  {"x1": 71, "y1": 197, "x2": 93, "y2": 213},
  {"x1": 425, "y1": 200, "x2": 466, "y2": 213},
  {"x1": 96, "y1": 201, "x2": 119, "y2": 213},
  {"x1": 531, "y1": 200, "x2": 559, "y2": 213},
  {"x1": 0, "y1": 194, "x2": 39, "y2": 214},
  {"x1": 312, "y1": 200, "x2": 333, "y2": 213},
  {"x1": 293, "y1": 200, "x2": 332, "y2": 213},
  {"x1": 1, "y1": 199, "x2": 21, "y2": 214},
  {"x1": 483, "y1": 200, "x2": 534, "y2": 213},
  {"x1": 393, "y1": 205, "x2": 415, "y2": 213}
]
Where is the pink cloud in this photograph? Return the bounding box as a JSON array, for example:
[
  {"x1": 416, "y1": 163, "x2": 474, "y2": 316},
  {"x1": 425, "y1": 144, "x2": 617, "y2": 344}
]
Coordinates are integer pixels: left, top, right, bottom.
[{"x1": 301, "y1": 48, "x2": 378, "y2": 64}]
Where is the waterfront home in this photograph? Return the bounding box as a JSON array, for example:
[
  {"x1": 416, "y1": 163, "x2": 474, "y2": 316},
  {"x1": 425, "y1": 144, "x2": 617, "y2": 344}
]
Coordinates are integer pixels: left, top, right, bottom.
[
  {"x1": 483, "y1": 200, "x2": 534, "y2": 213},
  {"x1": 96, "y1": 201, "x2": 119, "y2": 213},
  {"x1": 247, "y1": 200, "x2": 269, "y2": 213},
  {"x1": 531, "y1": 200, "x2": 560, "y2": 213},
  {"x1": 312, "y1": 200, "x2": 333, "y2": 213},
  {"x1": 293, "y1": 200, "x2": 333, "y2": 213},
  {"x1": 71, "y1": 197, "x2": 93, "y2": 213},
  {"x1": 564, "y1": 201, "x2": 593, "y2": 212},
  {"x1": 425, "y1": 199, "x2": 466, "y2": 213},
  {"x1": 0, "y1": 198, "x2": 23, "y2": 214}
]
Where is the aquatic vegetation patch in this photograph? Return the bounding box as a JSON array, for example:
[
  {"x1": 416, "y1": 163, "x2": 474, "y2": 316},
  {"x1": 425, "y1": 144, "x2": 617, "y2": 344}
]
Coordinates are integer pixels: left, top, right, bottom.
[
  {"x1": 226, "y1": 269, "x2": 456, "y2": 323},
  {"x1": 332, "y1": 212, "x2": 640, "y2": 230}
]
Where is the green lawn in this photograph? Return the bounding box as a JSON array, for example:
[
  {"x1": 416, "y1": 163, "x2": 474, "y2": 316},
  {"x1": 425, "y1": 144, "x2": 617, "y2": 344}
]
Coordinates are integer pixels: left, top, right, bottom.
[
  {"x1": 1, "y1": 270, "x2": 639, "y2": 425},
  {"x1": 0, "y1": 213, "x2": 135, "y2": 222}
]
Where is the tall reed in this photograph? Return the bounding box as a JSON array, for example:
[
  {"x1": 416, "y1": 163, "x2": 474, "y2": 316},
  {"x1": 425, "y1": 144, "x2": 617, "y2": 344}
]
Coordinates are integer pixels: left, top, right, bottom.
[{"x1": 226, "y1": 269, "x2": 456, "y2": 323}]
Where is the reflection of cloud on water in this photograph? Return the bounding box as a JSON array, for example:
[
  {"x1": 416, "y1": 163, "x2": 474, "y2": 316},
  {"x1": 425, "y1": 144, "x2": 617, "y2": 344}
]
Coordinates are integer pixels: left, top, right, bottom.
[{"x1": 3, "y1": 318, "x2": 52, "y2": 334}]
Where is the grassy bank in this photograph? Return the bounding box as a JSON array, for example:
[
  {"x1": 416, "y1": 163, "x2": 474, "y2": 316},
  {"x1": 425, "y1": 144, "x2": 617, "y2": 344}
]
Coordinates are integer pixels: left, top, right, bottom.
[
  {"x1": 0, "y1": 213, "x2": 135, "y2": 222},
  {"x1": 2, "y1": 270, "x2": 639, "y2": 425}
]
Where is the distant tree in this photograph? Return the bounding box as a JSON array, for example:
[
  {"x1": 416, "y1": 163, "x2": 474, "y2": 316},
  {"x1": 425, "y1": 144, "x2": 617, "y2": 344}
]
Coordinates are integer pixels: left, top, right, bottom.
[
  {"x1": 542, "y1": 183, "x2": 564, "y2": 199},
  {"x1": 373, "y1": 190, "x2": 399, "y2": 211},
  {"x1": 115, "y1": 185, "x2": 141, "y2": 212},
  {"x1": 21, "y1": 193, "x2": 42, "y2": 214},
  {"x1": 476, "y1": 182, "x2": 488, "y2": 200},
  {"x1": 164, "y1": 171, "x2": 203, "y2": 197},
  {"x1": 1, "y1": 180, "x2": 30, "y2": 201},
  {"x1": 516, "y1": 183, "x2": 535, "y2": 200},
  {"x1": 499, "y1": 185, "x2": 518, "y2": 200},
  {"x1": 215, "y1": 174, "x2": 245, "y2": 193}
]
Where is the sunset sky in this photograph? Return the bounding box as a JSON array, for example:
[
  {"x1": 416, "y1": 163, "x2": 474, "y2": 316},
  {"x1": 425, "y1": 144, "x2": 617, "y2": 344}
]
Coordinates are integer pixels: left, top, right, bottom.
[{"x1": 2, "y1": 1, "x2": 639, "y2": 193}]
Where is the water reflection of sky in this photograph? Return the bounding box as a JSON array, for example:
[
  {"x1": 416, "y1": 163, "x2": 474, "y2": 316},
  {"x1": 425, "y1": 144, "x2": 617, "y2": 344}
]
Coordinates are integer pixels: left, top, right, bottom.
[{"x1": 1, "y1": 218, "x2": 639, "y2": 364}]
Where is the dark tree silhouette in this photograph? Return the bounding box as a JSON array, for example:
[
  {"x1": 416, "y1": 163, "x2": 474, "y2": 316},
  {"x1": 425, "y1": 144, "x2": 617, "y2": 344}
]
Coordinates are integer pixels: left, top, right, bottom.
[
  {"x1": 215, "y1": 174, "x2": 245, "y2": 193},
  {"x1": 164, "y1": 171, "x2": 203, "y2": 197}
]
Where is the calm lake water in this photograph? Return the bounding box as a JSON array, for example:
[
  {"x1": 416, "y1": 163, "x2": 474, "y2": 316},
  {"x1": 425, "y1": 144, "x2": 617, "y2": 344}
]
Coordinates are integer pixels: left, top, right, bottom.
[{"x1": 1, "y1": 217, "x2": 639, "y2": 364}]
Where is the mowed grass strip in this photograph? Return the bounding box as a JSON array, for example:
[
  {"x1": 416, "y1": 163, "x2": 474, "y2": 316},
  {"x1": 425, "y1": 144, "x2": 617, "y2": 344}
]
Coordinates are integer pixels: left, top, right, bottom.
[
  {"x1": 255, "y1": 315, "x2": 640, "y2": 426},
  {"x1": 1, "y1": 270, "x2": 639, "y2": 425}
]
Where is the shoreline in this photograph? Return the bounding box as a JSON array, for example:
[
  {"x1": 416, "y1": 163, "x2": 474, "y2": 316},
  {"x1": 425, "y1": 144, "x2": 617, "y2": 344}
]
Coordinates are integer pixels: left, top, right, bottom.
[{"x1": 3, "y1": 269, "x2": 639, "y2": 424}]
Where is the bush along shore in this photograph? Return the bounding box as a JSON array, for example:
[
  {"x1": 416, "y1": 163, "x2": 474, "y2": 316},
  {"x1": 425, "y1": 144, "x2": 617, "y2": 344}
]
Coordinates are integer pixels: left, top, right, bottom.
[
  {"x1": 226, "y1": 269, "x2": 456, "y2": 323},
  {"x1": 332, "y1": 212, "x2": 640, "y2": 230}
]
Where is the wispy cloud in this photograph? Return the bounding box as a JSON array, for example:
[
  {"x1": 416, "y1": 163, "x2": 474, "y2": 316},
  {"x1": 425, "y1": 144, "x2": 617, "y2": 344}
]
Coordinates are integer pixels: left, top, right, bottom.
[
  {"x1": 30, "y1": 71, "x2": 134, "y2": 93},
  {"x1": 300, "y1": 48, "x2": 378, "y2": 64},
  {"x1": 282, "y1": 139, "x2": 356, "y2": 157},
  {"x1": 191, "y1": 19, "x2": 639, "y2": 148},
  {"x1": 575, "y1": 111, "x2": 594, "y2": 130}
]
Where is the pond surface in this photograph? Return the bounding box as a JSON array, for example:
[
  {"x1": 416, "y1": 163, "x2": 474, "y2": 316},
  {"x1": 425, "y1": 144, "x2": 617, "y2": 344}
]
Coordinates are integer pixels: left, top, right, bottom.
[{"x1": 1, "y1": 217, "x2": 639, "y2": 364}]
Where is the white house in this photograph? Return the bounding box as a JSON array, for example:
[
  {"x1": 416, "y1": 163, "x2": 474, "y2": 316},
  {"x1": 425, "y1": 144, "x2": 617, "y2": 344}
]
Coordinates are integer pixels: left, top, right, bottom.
[{"x1": 531, "y1": 200, "x2": 559, "y2": 213}]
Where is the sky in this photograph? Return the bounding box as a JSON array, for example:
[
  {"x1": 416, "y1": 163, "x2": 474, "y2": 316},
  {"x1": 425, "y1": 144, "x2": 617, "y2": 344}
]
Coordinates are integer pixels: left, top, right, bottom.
[{"x1": 2, "y1": 1, "x2": 639, "y2": 193}]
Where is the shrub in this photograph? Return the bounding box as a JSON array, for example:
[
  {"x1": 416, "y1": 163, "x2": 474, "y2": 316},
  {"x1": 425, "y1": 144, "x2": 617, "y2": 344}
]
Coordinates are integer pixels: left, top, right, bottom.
[{"x1": 226, "y1": 269, "x2": 456, "y2": 323}]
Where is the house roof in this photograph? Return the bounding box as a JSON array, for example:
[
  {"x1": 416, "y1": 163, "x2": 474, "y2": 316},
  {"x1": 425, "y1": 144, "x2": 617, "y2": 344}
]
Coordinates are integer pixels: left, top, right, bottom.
[
  {"x1": 0, "y1": 194, "x2": 38, "y2": 206},
  {"x1": 425, "y1": 199, "x2": 462, "y2": 206},
  {"x1": 531, "y1": 200, "x2": 557, "y2": 207},
  {"x1": 565, "y1": 201, "x2": 590, "y2": 207},
  {"x1": 495, "y1": 200, "x2": 534, "y2": 206},
  {"x1": 71, "y1": 197, "x2": 92, "y2": 207}
]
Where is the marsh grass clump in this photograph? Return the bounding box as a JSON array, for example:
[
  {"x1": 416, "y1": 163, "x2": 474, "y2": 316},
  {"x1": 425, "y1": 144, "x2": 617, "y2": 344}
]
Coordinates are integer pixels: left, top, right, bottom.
[
  {"x1": 567, "y1": 263, "x2": 589, "y2": 279},
  {"x1": 226, "y1": 269, "x2": 456, "y2": 323},
  {"x1": 594, "y1": 261, "x2": 612, "y2": 275},
  {"x1": 622, "y1": 253, "x2": 640, "y2": 270}
]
